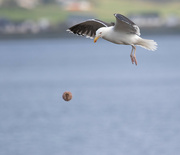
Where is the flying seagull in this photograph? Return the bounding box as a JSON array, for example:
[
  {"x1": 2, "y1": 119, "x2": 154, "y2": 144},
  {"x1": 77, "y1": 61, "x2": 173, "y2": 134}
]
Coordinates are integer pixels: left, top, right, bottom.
[{"x1": 67, "y1": 13, "x2": 157, "y2": 65}]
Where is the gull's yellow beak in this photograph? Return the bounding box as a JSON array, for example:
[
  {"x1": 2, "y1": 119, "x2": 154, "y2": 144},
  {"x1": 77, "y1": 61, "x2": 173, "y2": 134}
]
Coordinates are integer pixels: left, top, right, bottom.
[{"x1": 94, "y1": 36, "x2": 100, "y2": 43}]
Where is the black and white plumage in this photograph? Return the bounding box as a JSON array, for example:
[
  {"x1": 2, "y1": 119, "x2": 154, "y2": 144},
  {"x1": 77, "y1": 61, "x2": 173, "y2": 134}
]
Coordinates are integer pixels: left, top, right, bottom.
[
  {"x1": 67, "y1": 13, "x2": 157, "y2": 65},
  {"x1": 67, "y1": 19, "x2": 114, "y2": 39}
]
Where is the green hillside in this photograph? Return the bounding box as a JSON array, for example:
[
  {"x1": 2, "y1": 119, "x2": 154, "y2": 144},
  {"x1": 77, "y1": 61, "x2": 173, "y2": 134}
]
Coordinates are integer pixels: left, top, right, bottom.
[
  {"x1": 93, "y1": 0, "x2": 180, "y2": 21},
  {"x1": 0, "y1": 0, "x2": 180, "y2": 23}
]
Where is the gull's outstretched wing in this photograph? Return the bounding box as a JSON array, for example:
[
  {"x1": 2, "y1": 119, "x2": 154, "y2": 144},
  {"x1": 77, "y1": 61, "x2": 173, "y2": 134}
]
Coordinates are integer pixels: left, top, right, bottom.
[
  {"x1": 67, "y1": 19, "x2": 114, "y2": 39},
  {"x1": 114, "y1": 13, "x2": 140, "y2": 36}
]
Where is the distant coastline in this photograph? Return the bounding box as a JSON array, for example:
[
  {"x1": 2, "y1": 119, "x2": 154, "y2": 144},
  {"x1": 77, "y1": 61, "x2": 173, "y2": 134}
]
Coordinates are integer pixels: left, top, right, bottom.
[
  {"x1": 1, "y1": 0, "x2": 180, "y2": 40},
  {"x1": 0, "y1": 26, "x2": 179, "y2": 40},
  {"x1": 1, "y1": 12, "x2": 180, "y2": 40}
]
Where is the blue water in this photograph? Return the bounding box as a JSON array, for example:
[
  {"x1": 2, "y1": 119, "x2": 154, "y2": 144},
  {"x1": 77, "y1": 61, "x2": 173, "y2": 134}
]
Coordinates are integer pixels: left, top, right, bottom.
[{"x1": 0, "y1": 35, "x2": 180, "y2": 155}]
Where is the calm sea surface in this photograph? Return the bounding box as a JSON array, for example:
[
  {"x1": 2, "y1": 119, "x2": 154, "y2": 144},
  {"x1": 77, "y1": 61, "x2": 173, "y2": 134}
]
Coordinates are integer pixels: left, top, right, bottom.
[{"x1": 0, "y1": 35, "x2": 180, "y2": 155}]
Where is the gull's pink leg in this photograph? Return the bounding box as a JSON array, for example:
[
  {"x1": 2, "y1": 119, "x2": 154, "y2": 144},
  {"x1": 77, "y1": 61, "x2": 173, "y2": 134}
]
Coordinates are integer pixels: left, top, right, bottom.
[
  {"x1": 130, "y1": 46, "x2": 134, "y2": 64},
  {"x1": 130, "y1": 45, "x2": 137, "y2": 65},
  {"x1": 133, "y1": 46, "x2": 137, "y2": 65}
]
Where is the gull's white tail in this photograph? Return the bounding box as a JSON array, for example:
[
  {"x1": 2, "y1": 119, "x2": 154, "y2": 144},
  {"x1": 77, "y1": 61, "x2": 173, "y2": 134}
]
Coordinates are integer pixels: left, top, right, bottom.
[{"x1": 137, "y1": 38, "x2": 157, "y2": 51}]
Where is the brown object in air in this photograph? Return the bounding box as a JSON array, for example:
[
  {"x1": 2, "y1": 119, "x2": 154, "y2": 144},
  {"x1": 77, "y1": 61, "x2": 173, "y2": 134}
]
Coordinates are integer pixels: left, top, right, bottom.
[{"x1": 62, "y1": 91, "x2": 72, "y2": 101}]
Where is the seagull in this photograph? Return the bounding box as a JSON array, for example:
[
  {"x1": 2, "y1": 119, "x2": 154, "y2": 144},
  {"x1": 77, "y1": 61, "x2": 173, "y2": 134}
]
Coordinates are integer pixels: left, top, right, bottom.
[{"x1": 67, "y1": 13, "x2": 157, "y2": 65}]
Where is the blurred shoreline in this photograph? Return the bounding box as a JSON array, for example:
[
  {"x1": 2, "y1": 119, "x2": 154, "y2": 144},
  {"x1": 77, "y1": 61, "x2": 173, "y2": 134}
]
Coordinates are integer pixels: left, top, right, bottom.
[
  {"x1": 1, "y1": 0, "x2": 180, "y2": 40},
  {"x1": 1, "y1": 15, "x2": 180, "y2": 40},
  {"x1": 0, "y1": 26, "x2": 180, "y2": 40}
]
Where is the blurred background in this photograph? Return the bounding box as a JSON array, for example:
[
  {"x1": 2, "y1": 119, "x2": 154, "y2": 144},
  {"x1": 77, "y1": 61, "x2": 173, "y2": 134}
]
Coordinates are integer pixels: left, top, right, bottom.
[
  {"x1": 0, "y1": 0, "x2": 180, "y2": 155},
  {"x1": 0, "y1": 0, "x2": 180, "y2": 37}
]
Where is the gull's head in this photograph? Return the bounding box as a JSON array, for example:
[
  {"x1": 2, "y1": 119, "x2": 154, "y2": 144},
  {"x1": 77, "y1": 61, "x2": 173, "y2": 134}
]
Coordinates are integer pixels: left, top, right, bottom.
[{"x1": 94, "y1": 28, "x2": 104, "y2": 43}]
